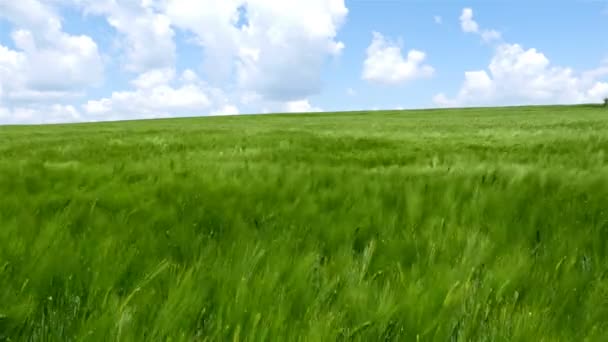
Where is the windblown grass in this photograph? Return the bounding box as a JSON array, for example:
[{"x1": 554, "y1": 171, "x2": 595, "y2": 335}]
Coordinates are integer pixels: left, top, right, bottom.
[{"x1": 1, "y1": 105, "x2": 607, "y2": 340}]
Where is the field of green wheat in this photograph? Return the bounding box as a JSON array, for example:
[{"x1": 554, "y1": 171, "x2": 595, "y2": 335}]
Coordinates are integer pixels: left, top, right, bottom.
[{"x1": 1, "y1": 105, "x2": 607, "y2": 341}]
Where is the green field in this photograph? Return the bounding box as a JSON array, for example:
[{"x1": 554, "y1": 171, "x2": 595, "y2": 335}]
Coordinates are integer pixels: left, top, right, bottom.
[{"x1": 1, "y1": 105, "x2": 608, "y2": 341}]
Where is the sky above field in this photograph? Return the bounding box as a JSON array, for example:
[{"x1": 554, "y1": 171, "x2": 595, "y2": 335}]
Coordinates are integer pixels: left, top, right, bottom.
[{"x1": 0, "y1": 0, "x2": 607, "y2": 124}]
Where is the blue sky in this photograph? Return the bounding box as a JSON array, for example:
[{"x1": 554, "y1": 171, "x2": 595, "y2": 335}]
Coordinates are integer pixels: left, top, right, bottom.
[{"x1": 0, "y1": 0, "x2": 607, "y2": 124}]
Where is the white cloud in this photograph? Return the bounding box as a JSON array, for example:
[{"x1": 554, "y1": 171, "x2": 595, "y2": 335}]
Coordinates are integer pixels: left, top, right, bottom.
[
  {"x1": 130, "y1": 68, "x2": 176, "y2": 89},
  {"x1": 75, "y1": 0, "x2": 176, "y2": 72},
  {"x1": 0, "y1": 45, "x2": 27, "y2": 93},
  {"x1": 211, "y1": 104, "x2": 240, "y2": 116},
  {"x1": 588, "y1": 82, "x2": 608, "y2": 100},
  {"x1": 435, "y1": 43, "x2": 608, "y2": 107},
  {"x1": 0, "y1": 0, "x2": 104, "y2": 124},
  {"x1": 438, "y1": 9, "x2": 607, "y2": 107},
  {"x1": 1, "y1": 0, "x2": 345, "y2": 123},
  {"x1": 83, "y1": 68, "x2": 238, "y2": 120},
  {"x1": 434, "y1": 15, "x2": 442, "y2": 24},
  {"x1": 106, "y1": 68, "x2": 234, "y2": 120},
  {"x1": 481, "y1": 29, "x2": 502, "y2": 43},
  {"x1": 362, "y1": 32, "x2": 434, "y2": 85},
  {"x1": 7, "y1": 90, "x2": 85, "y2": 103},
  {"x1": 0, "y1": 0, "x2": 104, "y2": 100},
  {"x1": 284, "y1": 99, "x2": 322, "y2": 113},
  {"x1": 460, "y1": 8, "x2": 478, "y2": 33},
  {"x1": 165, "y1": 0, "x2": 348, "y2": 101},
  {"x1": 231, "y1": 90, "x2": 326, "y2": 115},
  {"x1": 460, "y1": 8, "x2": 502, "y2": 43},
  {"x1": 0, "y1": 104, "x2": 82, "y2": 125}
]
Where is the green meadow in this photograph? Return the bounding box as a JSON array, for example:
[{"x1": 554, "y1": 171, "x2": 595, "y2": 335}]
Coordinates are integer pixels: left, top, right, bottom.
[{"x1": 1, "y1": 105, "x2": 608, "y2": 341}]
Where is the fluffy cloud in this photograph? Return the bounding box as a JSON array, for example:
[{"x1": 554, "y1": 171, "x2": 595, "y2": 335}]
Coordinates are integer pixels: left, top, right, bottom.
[
  {"x1": 75, "y1": 0, "x2": 176, "y2": 72},
  {"x1": 436, "y1": 8, "x2": 608, "y2": 107},
  {"x1": 130, "y1": 68, "x2": 176, "y2": 89},
  {"x1": 55, "y1": 0, "x2": 340, "y2": 121},
  {"x1": 164, "y1": 0, "x2": 347, "y2": 101},
  {"x1": 362, "y1": 32, "x2": 434, "y2": 85},
  {"x1": 0, "y1": 0, "x2": 104, "y2": 124},
  {"x1": 211, "y1": 104, "x2": 240, "y2": 116},
  {"x1": 481, "y1": 30, "x2": 502, "y2": 43},
  {"x1": 588, "y1": 82, "x2": 608, "y2": 100},
  {"x1": 460, "y1": 8, "x2": 501, "y2": 43},
  {"x1": 0, "y1": 104, "x2": 82, "y2": 125},
  {"x1": 83, "y1": 69, "x2": 238, "y2": 120},
  {"x1": 460, "y1": 8, "x2": 479, "y2": 33},
  {"x1": 2, "y1": 0, "x2": 343, "y2": 123},
  {"x1": 284, "y1": 99, "x2": 322, "y2": 113},
  {"x1": 435, "y1": 43, "x2": 608, "y2": 107},
  {"x1": 0, "y1": 0, "x2": 104, "y2": 99}
]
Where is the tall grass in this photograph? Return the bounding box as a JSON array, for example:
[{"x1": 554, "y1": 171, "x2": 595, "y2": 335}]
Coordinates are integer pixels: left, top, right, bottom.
[{"x1": 1, "y1": 105, "x2": 607, "y2": 340}]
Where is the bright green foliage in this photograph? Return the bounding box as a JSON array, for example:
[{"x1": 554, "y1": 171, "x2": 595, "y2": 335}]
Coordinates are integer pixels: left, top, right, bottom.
[{"x1": 1, "y1": 105, "x2": 608, "y2": 341}]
